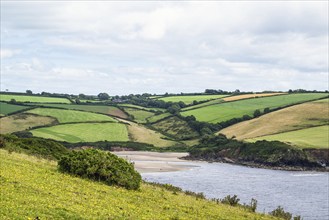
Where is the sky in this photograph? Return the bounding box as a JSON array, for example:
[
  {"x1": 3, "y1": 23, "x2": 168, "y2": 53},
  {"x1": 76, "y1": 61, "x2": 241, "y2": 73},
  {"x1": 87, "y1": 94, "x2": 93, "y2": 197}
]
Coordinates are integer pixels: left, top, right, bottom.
[{"x1": 1, "y1": 1, "x2": 328, "y2": 95}]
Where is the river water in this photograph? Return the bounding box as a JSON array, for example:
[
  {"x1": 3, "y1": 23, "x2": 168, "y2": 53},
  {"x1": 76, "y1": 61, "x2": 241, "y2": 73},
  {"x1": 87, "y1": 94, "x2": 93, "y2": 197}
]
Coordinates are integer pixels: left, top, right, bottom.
[{"x1": 142, "y1": 161, "x2": 329, "y2": 220}]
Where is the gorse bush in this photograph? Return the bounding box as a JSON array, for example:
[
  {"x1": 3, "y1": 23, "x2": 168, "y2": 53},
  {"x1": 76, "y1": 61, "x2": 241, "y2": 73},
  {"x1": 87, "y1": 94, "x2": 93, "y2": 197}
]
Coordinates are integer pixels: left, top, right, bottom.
[{"x1": 58, "y1": 149, "x2": 141, "y2": 190}]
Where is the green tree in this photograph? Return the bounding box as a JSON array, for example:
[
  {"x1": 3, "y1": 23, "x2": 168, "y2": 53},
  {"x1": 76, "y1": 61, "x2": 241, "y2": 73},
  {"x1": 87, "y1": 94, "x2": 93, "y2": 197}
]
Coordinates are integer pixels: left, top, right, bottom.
[
  {"x1": 26, "y1": 90, "x2": 33, "y2": 94},
  {"x1": 253, "y1": 109, "x2": 261, "y2": 117},
  {"x1": 97, "y1": 93, "x2": 110, "y2": 100}
]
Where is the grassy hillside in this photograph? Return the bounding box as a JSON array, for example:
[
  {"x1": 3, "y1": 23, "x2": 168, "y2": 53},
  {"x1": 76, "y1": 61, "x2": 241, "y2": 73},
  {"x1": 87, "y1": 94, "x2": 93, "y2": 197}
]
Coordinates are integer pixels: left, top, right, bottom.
[
  {"x1": 182, "y1": 99, "x2": 225, "y2": 111},
  {"x1": 123, "y1": 107, "x2": 155, "y2": 123},
  {"x1": 0, "y1": 102, "x2": 31, "y2": 116},
  {"x1": 0, "y1": 113, "x2": 57, "y2": 134},
  {"x1": 222, "y1": 93, "x2": 286, "y2": 102},
  {"x1": 28, "y1": 108, "x2": 116, "y2": 123},
  {"x1": 25, "y1": 103, "x2": 128, "y2": 118},
  {"x1": 247, "y1": 125, "x2": 329, "y2": 149},
  {"x1": 31, "y1": 123, "x2": 128, "y2": 143},
  {"x1": 123, "y1": 119, "x2": 179, "y2": 147},
  {"x1": 220, "y1": 99, "x2": 329, "y2": 140},
  {"x1": 0, "y1": 150, "x2": 277, "y2": 219},
  {"x1": 0, "y1": 94, "x2": 70, "y2": 103},
  {"x1": 151, "y1": 116, "x2": 199, "y2": 140},
  {"x1": 181, "y1": 93, "x2": 328, "y2": 123},
  {"x1": 157, "y1": 94, "x2": 228, "y2": 104}
]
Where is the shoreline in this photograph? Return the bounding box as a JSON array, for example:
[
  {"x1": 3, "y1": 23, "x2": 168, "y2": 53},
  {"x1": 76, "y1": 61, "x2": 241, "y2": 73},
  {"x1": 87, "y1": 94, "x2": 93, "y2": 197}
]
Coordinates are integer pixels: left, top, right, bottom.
[
  {"x1": 113, "y1": 151, "x2": 328, "y2": 173},
  {"x1": 113, "y1": 151, "x2": 197, "y2": 173}
]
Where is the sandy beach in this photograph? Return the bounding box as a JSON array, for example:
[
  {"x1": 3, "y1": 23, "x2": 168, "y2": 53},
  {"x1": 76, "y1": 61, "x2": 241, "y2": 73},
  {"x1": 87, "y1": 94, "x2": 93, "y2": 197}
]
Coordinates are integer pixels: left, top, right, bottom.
[{"x1": 112, "y1": 151, "x2": 196, "y2": 173}]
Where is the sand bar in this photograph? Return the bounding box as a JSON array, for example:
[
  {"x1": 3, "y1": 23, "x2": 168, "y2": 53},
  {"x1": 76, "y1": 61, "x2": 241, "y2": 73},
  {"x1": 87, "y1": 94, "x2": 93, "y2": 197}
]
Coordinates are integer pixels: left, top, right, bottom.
[{"x1": 112, "y1": 151, "x2": 197, "y2": 173}]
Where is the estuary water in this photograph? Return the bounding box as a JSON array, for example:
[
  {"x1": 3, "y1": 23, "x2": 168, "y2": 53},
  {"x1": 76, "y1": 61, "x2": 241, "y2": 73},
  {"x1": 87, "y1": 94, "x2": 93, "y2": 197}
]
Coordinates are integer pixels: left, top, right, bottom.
[{"x1": 142, "y1": 161, "x2": 329, "y2": 220}]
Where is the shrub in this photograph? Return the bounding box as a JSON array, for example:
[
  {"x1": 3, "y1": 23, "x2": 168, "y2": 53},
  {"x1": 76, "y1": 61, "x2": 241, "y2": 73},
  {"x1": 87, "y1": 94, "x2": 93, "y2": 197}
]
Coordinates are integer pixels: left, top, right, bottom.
[
  {"x1": 58, "y1": 149, "x2": 141, "y2": 190},
  {"x1": 220, "y1": 195, "x2": 240, "y2": 206},
  {"x1": 269, "y1": 206, "x2": 292, "y2": 220}
]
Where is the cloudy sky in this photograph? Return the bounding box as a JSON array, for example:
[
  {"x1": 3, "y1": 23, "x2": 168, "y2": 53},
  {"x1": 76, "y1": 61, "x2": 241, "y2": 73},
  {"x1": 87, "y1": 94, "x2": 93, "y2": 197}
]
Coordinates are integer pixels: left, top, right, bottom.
[{"x1": 1, "y1": 1, "x2": 328, "y2": 95}]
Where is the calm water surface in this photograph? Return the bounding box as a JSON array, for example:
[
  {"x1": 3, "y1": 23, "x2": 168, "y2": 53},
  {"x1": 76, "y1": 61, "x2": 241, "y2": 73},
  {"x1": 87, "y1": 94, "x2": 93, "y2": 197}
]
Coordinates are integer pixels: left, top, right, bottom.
[{"x1": 142, "y1": 161, "x2": 329, "y2": 220}]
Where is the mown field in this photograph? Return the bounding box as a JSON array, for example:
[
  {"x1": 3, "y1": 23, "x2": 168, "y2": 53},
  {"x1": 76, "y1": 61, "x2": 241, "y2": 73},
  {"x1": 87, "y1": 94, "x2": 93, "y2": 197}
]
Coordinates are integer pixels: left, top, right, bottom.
[
  {"x1": 31, "y1": 123, "x2": 128, "y2": 143},
  {"x1": 220, "y1": 99, "x2": 329, "y2": 140},
  {"x1": 26, "y1": 103, "x2": 128, "y2": 118},
  {"x1": 156, "y1": 94, "x2": 228, "y2": 104},
  {"x1": 181, "y1": 93, "x2": 328, "y2": 123},
  {"x1": 0, "y1": 113, "x2": 57, "y2": 134},
  {"x1": 151, "y1": 116, "x2": 199, "y2": 140},
  {"x1": 247, "y1": 125, "x2": 329, "y2": 149},
  {"x1": 28, "y1": 108, "x2": 116, "y2": 124},
  {"x1": 222, "y1": 93, "x2": 286, "y2": 102},
  {"x1": 182, "y1": 99, "x2": 225, "y2": 111},
  {"x1": 0, "y1": 94, "x2": 71, "y2": 103},
  {"x1": 0, "y1": 150, "x2": 276, "y2": 220},
  {"x1": 0, "y1": 102, "x2": 31, "y2": 115},
  {"x1": 123, "y1": 107, "x2": 155, "y2": 123}
]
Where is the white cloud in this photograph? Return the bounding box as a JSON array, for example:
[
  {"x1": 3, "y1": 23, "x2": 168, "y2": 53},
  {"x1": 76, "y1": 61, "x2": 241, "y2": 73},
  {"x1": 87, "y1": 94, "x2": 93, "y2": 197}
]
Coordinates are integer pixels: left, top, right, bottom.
[
  {"x1": 1, "y1": 1, "x2": 328, "y2": 94},
  {"x1": 0, "y1": 49, "x2": 21, "y2": 59}
]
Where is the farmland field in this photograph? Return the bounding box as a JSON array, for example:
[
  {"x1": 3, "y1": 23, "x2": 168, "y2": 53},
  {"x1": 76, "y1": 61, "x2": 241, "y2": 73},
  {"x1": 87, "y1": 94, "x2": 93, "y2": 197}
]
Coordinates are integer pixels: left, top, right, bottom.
[
  {"x1": 0, "y1": 113, "x2": 57, "y2": 134},
  {"x1": 120, "y1": 119, "x2": 179, "y2": 147},
  {"x1": 28, "y1": 108, "x2": 117, "y2": 123},
  {"x1": 222, "y1": 93, "x2": 286, "y2": 102},
  {"x1": 0, "y1": 102, "x2": 31, "y2": 115},
  {"x1": 181, "y1": 93, "x2": 328, "y2": 123},
  {"x1": 157, "y1": 94, "x2": 228, "y2": 104},
  {"x1": 123, "y1": 107, "x2": 155, "y2": 123},
  {"x1": 151, "y1": 116, "x2": 199, "y2": 140},
  {"x1": 0, "y1": 94, "x2": 71, "y2": 103},
  {"x1": 31, "y1": 123, "x2": 128, "y2": 142},
  {"x1": 220, "y1": 99, "x2": 329, "y2": 140},
  {"x1": 118, "y1": 104, "x2": 165, "y2": 112},
  {"x1": 25, "y1": 103, "x2": 128, "y2": 118},
  {"x1": 0, "y1": 150, "x2": 274, "y2": 220},
  {"x1": 182, "y1": 99, "x2": 225, "y2": 111},
  {"x1": 147, "y1": 112, "x2": 172, "y2": 123},
  {"x1": 247, "y1": 125, "x2": 329, "y2": 149}
]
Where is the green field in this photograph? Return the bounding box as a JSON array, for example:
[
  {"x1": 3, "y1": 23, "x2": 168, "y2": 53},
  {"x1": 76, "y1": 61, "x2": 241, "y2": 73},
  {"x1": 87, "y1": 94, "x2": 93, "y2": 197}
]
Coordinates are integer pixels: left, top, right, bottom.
[
  {"x1": 0, "y1": 113, "x2": 57, "y2": 134},
  {"x1": 220, "y1": 99, "x2": 329, "y2": 140},
  {"x1": 0, "y1": 150, "x2": 275, "y2": 219},
  {"x1": 157, "y1": 94, "x2": 228, "y2": 104},
  {"x1": 248, "y1": 125, "x2": 329, "y2": 149},
  {"x1": 182, "y1": 99, "x2": 225, "y2": 111},
  {"x1": 118, "y1": 104, "x2": 165, "y2": 112},
  {"x1": 147, "y1": 112, "x2": 172, "y2": 123},
  {"x1": 31, "y1": 123, "x2": 128, "y2": 143},
  {"x1": 0, "y1": 94, "x2": 71, "y2": 103},
  {"x1": 182, "y1": 93, "x2": 328, "y2": 123},
  {"x1": 123, "y1": 107, "x2": 155, "y2": 123},
  {"x1": 152, "y1": 116, "x2": 199, "y2": 140},
  {"x1": 28, "y1": 108, "x2": 116, "y2": 124},
  {"x1": 25, "y1": 103, "x2": 128, "y2": 118},
  {"x1": 0, "y1": 102, "x2": 31, "y2": 115}
]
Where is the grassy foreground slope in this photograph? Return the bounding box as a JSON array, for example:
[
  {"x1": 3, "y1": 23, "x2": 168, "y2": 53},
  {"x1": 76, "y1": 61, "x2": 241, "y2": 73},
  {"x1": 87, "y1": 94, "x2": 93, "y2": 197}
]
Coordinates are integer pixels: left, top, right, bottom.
[
  {"x1": 247, "y1": 125, "x2": 329, "y2": 149},
  {"x1": 31, "y1": 123, "x2": 128, "y2": 143},
  {"x1": 0, "y1": 94, "x2": 71, "y2": 103},
  {"x1": 182, "y1": 93, "x2": 328, "y2": 123},
  {"x1": 0, "y1": 150, "x2": 276, "y2": 220},
  {"x1": 28, "y1": 108, "x2": 116, "y2": 123},
  {"x1": 0, "y1": 113, "x2": 57, "y2": 134},
  {"x1": 157, "y1": 94, "x2": 228, "y2": 104},
  {"x1": 26, "y1": 103, "x2": 128, "y2": 119},
  {"x1": 0, "y1": 102, "x2": 31, "y2": 116},
  {"x1": 220, "y1": 99, "x2": 329, "y2": 140}
]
